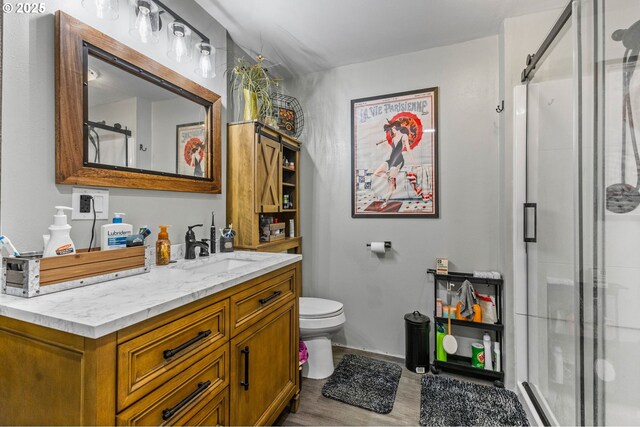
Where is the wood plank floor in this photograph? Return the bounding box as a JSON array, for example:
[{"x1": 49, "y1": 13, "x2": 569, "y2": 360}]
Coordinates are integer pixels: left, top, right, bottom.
[{"x1": 276, "y1": 345, "x2": 501, "y2": 426}]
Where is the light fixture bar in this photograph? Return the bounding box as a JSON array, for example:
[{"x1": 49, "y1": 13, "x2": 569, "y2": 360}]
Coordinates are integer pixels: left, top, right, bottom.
[{"x1": 153, "y1": 0, "x2": 209, "y2": 43}]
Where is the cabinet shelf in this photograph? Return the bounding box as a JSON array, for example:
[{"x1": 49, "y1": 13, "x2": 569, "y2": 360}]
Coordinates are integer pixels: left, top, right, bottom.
[
  {"x1": 434, "y1": 317, "x2": 503, "y2": 331},
  {"x1": 281, "y1": 209, "x2": 297, "y2": 213},
  {"x1": 429, "y1": 269, "x2": 504, "y2": 385},
  {"x1": 427, "y1": 269, "x2": 503, "y2": 286},
  {"x1": 433, "y1": 355, "x2": 504, "y2": 381},
  {"x1": 282, "y1": 182, "x2": 296, "y2": 187},
  {"x1": 283, "y1": 166, "x2": 296, "y2": 172}
]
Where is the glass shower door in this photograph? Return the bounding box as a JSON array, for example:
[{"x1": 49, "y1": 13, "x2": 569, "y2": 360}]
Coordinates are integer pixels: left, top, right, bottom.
[{"x1": 525, "y1": 12, "x2": 582, "y2": 426}]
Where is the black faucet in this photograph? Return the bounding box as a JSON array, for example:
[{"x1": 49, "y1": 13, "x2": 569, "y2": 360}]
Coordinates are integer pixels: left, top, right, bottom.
[{"x1": 185, "y1": 224, "x2": 209, "y2": 260}]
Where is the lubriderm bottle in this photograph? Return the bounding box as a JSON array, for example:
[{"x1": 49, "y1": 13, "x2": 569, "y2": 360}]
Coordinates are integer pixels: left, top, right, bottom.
[{"x1": 101, "y1": 213, "x2": 133, "y2": 250}]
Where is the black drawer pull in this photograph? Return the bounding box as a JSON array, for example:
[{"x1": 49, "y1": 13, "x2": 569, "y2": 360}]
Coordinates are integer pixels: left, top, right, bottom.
[
  {"x1": 162, "y1": 380, "x2": 211, "y2": 421},
  {"x1": 241, "y1": 346, "x2": 250, "y2": 390},
  {"x1": 163, "y1": 330, "x2": 211, "y2": 359},
  {"x1": 259, "y1": 290, "x2": 282, "y2": 305}
]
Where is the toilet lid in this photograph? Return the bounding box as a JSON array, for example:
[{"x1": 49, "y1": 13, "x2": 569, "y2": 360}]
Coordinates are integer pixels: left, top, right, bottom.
[{"x1": 299, "y1": 297, "x2": 344, "y2": 319}]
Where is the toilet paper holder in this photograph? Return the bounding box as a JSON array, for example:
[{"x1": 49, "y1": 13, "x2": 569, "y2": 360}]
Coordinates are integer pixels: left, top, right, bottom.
[{"x1": 366, "y1": 241, "x2": 392, "y2": 249}]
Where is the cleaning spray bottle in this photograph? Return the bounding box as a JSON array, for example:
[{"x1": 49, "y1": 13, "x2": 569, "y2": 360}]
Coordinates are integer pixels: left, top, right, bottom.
[{"x1": 43, "y1": 206, "x2": 76, "y2": 258}]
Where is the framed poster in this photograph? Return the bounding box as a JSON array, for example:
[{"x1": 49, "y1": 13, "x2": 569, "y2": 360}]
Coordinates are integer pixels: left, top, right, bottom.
[
  {"x1": 351, "y1": 87, "x2": 439, "y2": 218},
  {"x1": 176, "y1": 122, "x2": 207, "y2": 177}
]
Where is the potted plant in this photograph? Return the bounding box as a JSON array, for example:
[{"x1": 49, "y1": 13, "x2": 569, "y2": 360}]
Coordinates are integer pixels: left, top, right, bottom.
[{"x1": 230, "y1": 57, "x2": 280, "y2": 123}]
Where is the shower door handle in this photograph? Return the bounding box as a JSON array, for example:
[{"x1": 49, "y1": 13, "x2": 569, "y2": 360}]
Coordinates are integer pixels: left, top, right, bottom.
[{"x1": 524, "y1": 203, "x2": 537, "y2": 243}]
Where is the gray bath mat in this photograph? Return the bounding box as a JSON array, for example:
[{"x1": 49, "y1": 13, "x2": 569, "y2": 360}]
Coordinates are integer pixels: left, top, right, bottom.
[
  {"x1": 321, "y1": 353, "x2": 402, "y2": 414},
  {"x1": 420, "y1": 375, "x2": 530, "y2": 426}
]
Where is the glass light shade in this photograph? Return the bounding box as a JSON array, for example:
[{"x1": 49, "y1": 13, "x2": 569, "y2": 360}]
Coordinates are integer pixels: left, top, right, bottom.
[
  {"x1": 167, "y1": 22, "x2": 192, "y2": 63},
  {"x1": 195, "y1": 42, "x2": 216, "y2": 79},
  {"x1": 82, "y1": 0, "x2": 119, "y2": 20},
  {"x1": 128, "y1": 0, "x2": 160, "y2": 44}
]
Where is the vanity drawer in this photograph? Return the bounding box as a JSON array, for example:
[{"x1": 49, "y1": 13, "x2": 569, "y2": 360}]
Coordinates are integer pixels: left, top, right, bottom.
[
  {"x1": 116, "y1": 344, "x2": 228, "y2": 426},
  {"x1": 230, "y1": 268, "x2": 295, "y2": 335},
  {"x1": 117, "y1": 300, "x2": 228, "y2": 411},
  {"x1": 170, "y1": 387, "x2": 228, "y2": 427}
]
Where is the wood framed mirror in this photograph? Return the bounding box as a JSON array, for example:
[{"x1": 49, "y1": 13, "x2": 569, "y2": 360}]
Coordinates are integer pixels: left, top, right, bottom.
[{"x1": 55, "y1": 11, "x2": 222, "y2": 193}]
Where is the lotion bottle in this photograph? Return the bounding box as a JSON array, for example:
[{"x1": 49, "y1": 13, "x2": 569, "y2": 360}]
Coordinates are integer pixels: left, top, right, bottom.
[
  {"x1": 101, "y1": 213, "x2": 133, "y2": 251},
  {"x1": 43, "y1": 206, "x2": 76, "y2": 258},
  {"x1": 156, "y1": 225, "x2": 171, "y2": 265}
]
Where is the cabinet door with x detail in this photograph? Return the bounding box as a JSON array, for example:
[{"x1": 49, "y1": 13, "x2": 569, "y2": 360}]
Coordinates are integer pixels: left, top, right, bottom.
[{"x1": 255, "y1": 134, "x2": 281, "y2": 213}]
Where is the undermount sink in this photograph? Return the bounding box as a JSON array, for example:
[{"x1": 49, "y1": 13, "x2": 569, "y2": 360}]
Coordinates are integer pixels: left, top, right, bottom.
[{"x1": 177, "y1": 257, "x2": 258, "y2": 274}]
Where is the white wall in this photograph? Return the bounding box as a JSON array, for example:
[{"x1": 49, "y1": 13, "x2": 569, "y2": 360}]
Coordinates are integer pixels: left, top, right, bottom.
[
  {"x1": 289, "y1": 36, "x2": 500, "y2": 358},
  {"x1": 1, "y1": 0, "x2": 228, "y2": 251}
]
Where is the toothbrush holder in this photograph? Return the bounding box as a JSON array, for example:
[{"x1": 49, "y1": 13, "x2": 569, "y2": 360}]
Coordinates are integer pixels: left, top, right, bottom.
[{"x1": 220, "y1": 236, "x2": 234, "y2": 253}]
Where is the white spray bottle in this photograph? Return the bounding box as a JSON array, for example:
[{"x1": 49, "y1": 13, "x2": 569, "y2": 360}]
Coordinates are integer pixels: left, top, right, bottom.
[{"x1": 43, "y1": 206, "x2": 76, "y2": 258}]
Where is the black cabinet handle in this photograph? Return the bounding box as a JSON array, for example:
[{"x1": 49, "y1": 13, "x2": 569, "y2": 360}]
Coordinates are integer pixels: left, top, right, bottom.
[
  {"x1": 240, "y1": 346, "x2": 250, "y2": 390},
  {"x1": 163, "y1": 330, "x2": 211, "y2": 359},
  {"x1": 523, "y1": 203, "x2": 537, "y2": 243},
  {"x1": 259, "y1": 290, "x2": 282, "y2": 305},
  {"x1": 162, "y1": 380, "x2": 211, "y2": 421}
]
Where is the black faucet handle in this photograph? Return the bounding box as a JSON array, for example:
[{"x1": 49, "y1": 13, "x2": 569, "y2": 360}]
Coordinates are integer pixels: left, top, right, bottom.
[
  {"x1": 199, "y1": 239, "x2": 210, "y2": 257},
  {"x1": 187, "y1": 224, "x2": 204, "y2": 231}
]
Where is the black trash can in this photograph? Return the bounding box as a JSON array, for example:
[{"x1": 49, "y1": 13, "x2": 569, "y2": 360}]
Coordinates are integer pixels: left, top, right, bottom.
[{"x1": 404, "y1": 311, "x2": 430, "y2": 373}]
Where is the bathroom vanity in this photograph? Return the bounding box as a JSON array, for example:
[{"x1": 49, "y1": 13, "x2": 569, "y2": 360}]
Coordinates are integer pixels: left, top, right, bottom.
[{"x1": 0, "y1": 251, "x2": 301, "y2": 426}]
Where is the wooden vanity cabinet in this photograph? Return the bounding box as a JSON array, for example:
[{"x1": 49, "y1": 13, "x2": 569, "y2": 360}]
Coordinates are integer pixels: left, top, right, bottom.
[{"x1": 0, "y1": 262, "x2": 301, "y2": 426}]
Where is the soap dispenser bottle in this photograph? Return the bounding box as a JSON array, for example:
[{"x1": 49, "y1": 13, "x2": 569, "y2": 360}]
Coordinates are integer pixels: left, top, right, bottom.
[
  {"x1": 156, "y1": 225, "x2": 171, "y2": 266},
  {"x1": 43, "y1": 206, "x2": 76, "y2": 258},
  {"x1": 101, "y1": 213, "x2": 133, "y2": 251}
]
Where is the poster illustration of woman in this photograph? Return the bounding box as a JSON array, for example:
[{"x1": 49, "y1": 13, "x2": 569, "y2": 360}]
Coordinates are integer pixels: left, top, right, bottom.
[
  {"x1": 177, "y1": 122, "x2": 207, "y2": 177},
  {"x1": 351, "y1": 87, "x2": 439, "y2": 218}
]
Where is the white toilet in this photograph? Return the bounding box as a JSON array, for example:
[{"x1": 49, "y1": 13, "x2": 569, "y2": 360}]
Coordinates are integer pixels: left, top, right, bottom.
[{"x1": 299, "y1": 297, "x2": 346, "y2": 379}]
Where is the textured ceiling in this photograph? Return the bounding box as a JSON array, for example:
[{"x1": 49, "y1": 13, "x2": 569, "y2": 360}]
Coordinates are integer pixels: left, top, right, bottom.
[{"x1": 197, "y1": 0, "x2": 567, "y2": 78}]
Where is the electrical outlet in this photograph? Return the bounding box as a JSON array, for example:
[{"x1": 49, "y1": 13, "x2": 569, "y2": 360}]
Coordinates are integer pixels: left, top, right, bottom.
[
  {"x1": 80, "y1": 195, "x2": 92, "y2": 213},
  {"x1": 72, "y1": 188, "x2": 109, "y2": 220}
]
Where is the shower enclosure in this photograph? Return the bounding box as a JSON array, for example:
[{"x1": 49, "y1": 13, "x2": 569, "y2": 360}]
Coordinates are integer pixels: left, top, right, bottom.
[{"x1": 517, "y1": 0, "x2": 640, "y2": 425}]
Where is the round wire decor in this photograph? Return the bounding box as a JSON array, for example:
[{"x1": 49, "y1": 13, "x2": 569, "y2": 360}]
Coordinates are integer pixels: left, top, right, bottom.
[{"x1": 270, "y1": 92, "x2": 304, "y2": 138}]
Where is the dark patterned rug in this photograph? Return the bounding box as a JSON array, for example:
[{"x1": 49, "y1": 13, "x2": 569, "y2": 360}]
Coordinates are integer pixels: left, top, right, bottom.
[
  {"x1": 420, "y1": 375, "x2": 530, "y2": 426},
  {"x1": 321, "y1": 353, "x2": 402, "y2": 414}
]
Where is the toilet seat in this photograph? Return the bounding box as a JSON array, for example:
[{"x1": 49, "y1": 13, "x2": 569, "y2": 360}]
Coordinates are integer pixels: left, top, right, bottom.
[{"x1": 300, "y1": 297, "x2": 344, "y2": 319}]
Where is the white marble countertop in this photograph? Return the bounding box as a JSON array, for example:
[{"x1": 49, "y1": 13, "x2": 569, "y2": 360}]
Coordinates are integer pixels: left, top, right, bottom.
[{"x1": 0, "y1": 251, "x2": 302, "y2": 338}]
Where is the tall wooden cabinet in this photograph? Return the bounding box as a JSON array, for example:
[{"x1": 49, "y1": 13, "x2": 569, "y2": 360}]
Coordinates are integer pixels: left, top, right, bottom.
[{"x1": 227, "y1": 121, "x2": 302, "y2": 253}]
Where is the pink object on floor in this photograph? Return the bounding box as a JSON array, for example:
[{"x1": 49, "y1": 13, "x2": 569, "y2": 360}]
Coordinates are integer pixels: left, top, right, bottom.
[{"x1": 299, "y1": 340, "x2": 309, "y2": 365}]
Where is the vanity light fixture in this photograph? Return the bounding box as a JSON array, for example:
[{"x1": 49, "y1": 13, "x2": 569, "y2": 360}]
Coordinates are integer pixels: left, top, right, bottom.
[
  {"x1": 195, "y1": 42, "x2": 216, "y2": 79},
  {"x1": 129, "y1": 0, "x2": 161, "y2": 44},
  {"x1": 167, "y1": 21, "x2": 192, "y2": 63},
  {"x1": 82, "y1": 0, "x2": 119, "y2": 20}
]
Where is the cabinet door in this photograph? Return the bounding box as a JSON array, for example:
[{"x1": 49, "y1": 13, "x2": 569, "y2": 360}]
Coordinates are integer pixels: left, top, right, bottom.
[
  {"x1": 230, "y1": 302, "x2": 297, "y2": 426},
  {"x1": 255, "y1": 134, "x2": 281, "y2": 213}
]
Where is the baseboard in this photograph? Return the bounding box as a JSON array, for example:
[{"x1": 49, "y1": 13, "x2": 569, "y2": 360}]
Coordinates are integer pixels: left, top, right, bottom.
[{"x1": 332, "y1": 342, "x2": 404, "y2": 361}]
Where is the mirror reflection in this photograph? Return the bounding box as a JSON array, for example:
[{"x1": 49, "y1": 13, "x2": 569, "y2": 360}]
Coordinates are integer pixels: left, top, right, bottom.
[{"x1": 87, "y1": 53, "x2": 209, "y2": 178}]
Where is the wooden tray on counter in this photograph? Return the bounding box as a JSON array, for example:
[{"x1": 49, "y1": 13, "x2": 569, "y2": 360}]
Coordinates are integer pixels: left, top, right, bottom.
[{"x1": 2, "y1": 246, "x2": 151, "y2": 298}]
